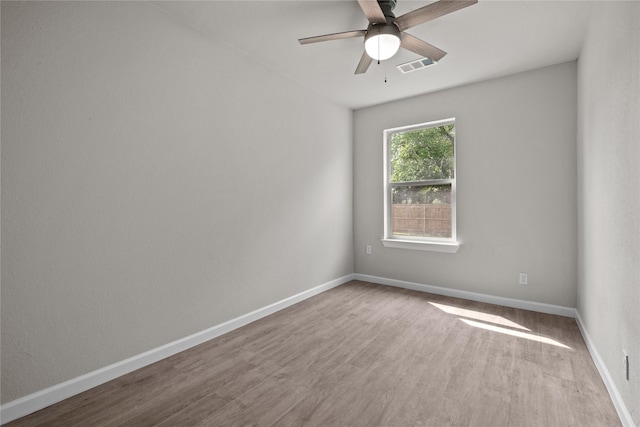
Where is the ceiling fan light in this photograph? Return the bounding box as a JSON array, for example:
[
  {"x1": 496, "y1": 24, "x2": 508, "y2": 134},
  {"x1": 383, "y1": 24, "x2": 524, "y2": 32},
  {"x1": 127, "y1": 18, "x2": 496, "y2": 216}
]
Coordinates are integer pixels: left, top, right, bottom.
[
  {"x1": 364, "y1": 24, "x2": 401, "y2": 61},
  {"x1": 365, "y1": 34, "x2": 400, "y2": 60}
]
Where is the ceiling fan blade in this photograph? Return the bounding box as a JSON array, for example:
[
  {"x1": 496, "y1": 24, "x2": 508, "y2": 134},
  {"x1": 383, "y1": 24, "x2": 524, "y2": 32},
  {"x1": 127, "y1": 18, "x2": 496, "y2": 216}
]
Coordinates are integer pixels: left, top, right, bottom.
[
  {"x1": 357, "y1": 0, "x2": 387, "y2": 24},
  {"x1": 394, "y1": 0, "x2": 477, "y2": 31},
  {"x1": 299, "y1": 30, "x2": 366, "y2": 45},
  {"x1": 400, "y1": 33, "x2": 447, "y2": 61},
  {"x1": 355, "y1": 51, "x2": 373, "y2": 74}
]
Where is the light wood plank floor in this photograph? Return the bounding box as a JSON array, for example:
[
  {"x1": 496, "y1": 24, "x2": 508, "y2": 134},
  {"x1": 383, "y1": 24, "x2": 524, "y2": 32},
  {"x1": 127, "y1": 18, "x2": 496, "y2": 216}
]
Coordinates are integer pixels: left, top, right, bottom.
[{"x1": 7, "y1": 281, "x2": 621, "y2": 426}]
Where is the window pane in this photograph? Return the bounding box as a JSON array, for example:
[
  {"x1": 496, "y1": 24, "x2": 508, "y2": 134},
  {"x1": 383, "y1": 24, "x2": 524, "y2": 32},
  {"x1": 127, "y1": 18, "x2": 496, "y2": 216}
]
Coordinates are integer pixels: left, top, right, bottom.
[
  {"x1": 390, "y1": 124, "x2": 454, "y2": 182},
  {"x1": 391, "y1": 184, "x2": 452, "y2": 238}
]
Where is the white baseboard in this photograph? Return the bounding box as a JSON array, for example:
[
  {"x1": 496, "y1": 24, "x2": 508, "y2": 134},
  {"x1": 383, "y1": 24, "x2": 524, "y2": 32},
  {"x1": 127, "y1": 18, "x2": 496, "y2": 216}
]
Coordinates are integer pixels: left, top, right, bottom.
[
  {"x1": 575, "y1": 311, "x2": 635, "y2": 427},
  {"x1": 354, "y1": 273, "x2": 576, "y2": 317},
  {"x1": 0, "y1": 274, "x2": 354, "y2": 425}
]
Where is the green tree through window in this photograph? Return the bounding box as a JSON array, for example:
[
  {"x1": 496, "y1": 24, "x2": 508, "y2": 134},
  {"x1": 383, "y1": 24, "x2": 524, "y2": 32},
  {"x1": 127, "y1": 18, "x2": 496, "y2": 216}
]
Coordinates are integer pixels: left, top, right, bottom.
[
  {"x1": 390, "y1": 124, "x2": 454, "y2": 205},
  {"x1": 391, "y1": 124, "x2": 454, "y2": 181}
]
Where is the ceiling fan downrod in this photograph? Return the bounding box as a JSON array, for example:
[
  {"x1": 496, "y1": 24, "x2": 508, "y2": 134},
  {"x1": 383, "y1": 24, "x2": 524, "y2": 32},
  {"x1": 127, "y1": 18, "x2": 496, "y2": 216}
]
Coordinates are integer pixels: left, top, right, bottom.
[{"x1": 377, "y1": 0, "x2": 397, "y2": 18}]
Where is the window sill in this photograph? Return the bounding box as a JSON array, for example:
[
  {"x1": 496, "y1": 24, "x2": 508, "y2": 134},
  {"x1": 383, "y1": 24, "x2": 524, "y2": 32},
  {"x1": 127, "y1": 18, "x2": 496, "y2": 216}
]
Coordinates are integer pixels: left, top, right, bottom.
[{"x1": 380, "y1": 238, "x2": 460, "y2": 253}]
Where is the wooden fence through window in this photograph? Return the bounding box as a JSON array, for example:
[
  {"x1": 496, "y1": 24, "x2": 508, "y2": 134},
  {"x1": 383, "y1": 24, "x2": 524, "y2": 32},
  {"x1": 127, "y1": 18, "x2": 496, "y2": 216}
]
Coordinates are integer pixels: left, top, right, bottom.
[{"x1": 392, "y1": 204, "x2": 452, "y2": 238}]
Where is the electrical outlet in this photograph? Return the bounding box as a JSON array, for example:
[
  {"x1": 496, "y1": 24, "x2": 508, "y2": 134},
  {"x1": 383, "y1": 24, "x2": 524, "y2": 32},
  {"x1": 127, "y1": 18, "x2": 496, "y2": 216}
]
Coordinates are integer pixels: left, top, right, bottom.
[
  {"x1": 519, "y1": 273, "x2": 528, "y2": 285},
  {"x1": 623, "y1": 351, "x2": 629, "y2": 381},
  {"x1": 366, "y1": 245, "x2": 372, "y2": 255}
]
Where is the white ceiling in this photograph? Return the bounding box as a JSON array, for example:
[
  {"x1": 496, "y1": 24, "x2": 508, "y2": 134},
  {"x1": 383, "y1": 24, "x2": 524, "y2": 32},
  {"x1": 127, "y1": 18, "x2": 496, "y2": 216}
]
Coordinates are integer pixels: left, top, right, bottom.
[{"x1": 151, "y1": 1, "x2": 595, "y2": 109}]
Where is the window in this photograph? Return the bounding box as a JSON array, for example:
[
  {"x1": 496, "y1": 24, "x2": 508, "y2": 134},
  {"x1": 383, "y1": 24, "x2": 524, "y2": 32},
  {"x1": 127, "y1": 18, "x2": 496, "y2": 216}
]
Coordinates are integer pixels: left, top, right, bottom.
[{"x1": 382, "y1": 118, "x2": 459, "y2": 253}]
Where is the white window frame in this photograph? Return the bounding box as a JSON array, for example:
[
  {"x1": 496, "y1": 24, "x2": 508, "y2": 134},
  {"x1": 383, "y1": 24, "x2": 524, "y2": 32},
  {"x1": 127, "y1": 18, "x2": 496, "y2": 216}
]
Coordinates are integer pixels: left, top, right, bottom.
[{"x1": 381, "y1": 118, "x2": 459, "y2": 253}]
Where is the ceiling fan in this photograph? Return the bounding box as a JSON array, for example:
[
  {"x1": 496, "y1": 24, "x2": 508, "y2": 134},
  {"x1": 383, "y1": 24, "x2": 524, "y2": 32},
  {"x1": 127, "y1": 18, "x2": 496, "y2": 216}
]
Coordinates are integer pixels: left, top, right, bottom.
[{"x1": 298, "y1": 0, "x2": 477, "y2": 74}]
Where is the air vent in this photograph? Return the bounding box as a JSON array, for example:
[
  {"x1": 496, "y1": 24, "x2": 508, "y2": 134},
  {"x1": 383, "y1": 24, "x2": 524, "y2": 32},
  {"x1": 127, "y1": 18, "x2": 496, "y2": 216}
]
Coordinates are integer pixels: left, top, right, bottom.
[{"x1": 397, "y1": 57, "x2": 437, "y2": 74}]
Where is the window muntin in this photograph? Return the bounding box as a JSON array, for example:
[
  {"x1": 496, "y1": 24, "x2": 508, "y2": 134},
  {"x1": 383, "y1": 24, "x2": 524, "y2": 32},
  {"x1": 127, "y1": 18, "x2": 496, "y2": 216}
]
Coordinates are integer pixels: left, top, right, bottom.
[{"x1": 384, "y1": 119, "x2": 456, "y2": 244}]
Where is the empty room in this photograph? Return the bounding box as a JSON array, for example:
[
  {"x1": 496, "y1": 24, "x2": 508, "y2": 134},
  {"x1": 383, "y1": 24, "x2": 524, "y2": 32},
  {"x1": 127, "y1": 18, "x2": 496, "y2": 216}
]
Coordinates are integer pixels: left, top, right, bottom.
[{"x1": 1, "y1": 0, "x2": 638, "y2": 426}]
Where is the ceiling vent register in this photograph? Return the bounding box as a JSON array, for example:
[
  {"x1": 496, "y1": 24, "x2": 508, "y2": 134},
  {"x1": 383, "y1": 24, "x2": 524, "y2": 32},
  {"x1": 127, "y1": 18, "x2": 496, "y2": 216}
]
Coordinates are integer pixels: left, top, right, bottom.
[{"x1": 397, "y1": 57, "x2": 436, "y2": 74}]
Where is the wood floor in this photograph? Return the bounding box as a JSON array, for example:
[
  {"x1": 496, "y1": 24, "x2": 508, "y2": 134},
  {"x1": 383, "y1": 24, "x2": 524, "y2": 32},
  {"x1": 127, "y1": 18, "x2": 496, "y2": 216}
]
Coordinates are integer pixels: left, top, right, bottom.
[{"x1": 7, "y1": 280, "x2": 621, "y2": 427}]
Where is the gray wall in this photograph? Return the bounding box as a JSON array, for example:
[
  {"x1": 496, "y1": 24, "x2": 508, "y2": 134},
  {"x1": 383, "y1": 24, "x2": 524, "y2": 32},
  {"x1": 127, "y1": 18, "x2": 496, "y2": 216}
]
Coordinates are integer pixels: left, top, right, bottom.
[
  {"x1": 354, "y1": 62, "x2": 578, "y2": 308},
  {"x1": 1, "y1": 1, "x2": 353, "y2": 403},
  {"x1": 577, "y1": 2, "x2": 640, "y2": 424}
]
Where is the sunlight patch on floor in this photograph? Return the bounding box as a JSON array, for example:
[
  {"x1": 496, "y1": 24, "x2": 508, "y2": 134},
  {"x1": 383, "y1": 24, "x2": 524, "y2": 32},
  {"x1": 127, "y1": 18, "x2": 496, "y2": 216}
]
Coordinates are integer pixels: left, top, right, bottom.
[
  {"x1": 429, "y1": 301, "x2": 530, "y2": 331},
  {"x1": 459, "y1": 318, "x2": 572, "y2": 349}
]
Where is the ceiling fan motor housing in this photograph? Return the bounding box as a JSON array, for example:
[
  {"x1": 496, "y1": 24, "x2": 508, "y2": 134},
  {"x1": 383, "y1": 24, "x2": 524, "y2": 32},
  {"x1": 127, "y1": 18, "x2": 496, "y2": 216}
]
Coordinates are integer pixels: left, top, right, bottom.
[{"x1": 365, "y1": 21, "x2": 401, "y2": 42}]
